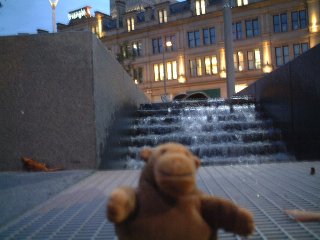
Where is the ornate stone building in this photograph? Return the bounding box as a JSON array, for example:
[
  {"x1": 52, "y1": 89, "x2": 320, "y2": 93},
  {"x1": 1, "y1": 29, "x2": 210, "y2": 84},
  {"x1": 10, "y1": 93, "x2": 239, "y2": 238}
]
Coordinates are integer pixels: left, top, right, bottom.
[{"x1": 58, "y1": 0, "x2": 320, "y2": 102}]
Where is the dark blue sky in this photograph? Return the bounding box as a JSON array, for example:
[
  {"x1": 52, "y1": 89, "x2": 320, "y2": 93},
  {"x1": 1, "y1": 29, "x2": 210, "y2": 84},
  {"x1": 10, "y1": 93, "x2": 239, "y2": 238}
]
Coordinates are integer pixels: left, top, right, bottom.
[{"x1": 0, "y1": 0, "x2": 110, "y2": 36}]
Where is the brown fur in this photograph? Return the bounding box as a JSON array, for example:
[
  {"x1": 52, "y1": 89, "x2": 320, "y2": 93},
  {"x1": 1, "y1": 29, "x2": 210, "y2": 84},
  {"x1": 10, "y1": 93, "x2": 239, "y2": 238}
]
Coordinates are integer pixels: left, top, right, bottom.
[
  {"x1": 21, "y1": 157, "x2": 63, "y2": 172},
  {"x1": 106, "y1": 143, "x2": 254, "y2": 240}
]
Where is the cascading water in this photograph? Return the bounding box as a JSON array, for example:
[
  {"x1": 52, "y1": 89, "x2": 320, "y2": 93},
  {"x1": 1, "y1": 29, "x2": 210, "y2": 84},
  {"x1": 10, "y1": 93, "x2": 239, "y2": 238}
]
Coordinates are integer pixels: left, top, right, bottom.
[{"x1": 122, "y1": 97, "x2": 295, "y2": 169}]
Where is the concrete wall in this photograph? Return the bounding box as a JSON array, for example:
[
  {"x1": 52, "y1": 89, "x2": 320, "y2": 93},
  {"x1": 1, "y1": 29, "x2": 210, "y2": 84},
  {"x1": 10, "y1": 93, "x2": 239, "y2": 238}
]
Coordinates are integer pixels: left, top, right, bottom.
[
  {"x1": 237, "y1": 44, "x2": 320, "y2": 159},
  {"x1": 0, "y1": 32, "x2": 148, "y2": 171}
]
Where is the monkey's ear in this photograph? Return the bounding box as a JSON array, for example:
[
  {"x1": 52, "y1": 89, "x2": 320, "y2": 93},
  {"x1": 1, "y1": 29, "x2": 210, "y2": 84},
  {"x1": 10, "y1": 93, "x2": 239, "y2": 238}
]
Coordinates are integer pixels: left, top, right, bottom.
[
  {"x1": 140, "y1": 147, "x2": 153, "y2": 162},
  {"x1": 194, "y1": 156, "x2": 201, "y2": 169}
]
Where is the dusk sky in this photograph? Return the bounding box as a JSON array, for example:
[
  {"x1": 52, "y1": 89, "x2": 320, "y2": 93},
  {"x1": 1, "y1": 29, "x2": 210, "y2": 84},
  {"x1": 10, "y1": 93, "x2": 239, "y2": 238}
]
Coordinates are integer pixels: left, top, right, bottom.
[{"x1": 0, "y1": 0, "x2": 110, "y2": 36}]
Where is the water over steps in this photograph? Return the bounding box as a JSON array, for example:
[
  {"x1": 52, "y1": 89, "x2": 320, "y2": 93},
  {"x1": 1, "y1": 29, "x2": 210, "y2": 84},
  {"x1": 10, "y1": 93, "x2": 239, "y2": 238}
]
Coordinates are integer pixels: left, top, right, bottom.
[{"x1": 110, "y1": 97, "x2": 295, "y2": 169}]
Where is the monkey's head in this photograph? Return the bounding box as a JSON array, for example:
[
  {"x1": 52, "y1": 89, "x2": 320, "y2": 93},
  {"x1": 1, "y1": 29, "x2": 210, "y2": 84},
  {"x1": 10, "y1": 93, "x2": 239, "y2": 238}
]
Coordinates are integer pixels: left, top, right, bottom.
[{"x1": 140, "y1": 143, "x2": 200, "y2": 198}]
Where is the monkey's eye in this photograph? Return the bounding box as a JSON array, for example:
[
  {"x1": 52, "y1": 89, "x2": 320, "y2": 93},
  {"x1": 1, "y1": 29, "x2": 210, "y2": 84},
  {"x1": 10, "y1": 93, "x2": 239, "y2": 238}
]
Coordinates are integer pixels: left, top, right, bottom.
[{"x1": 160, "y1": 149, "x2": 167, "y2": 155}]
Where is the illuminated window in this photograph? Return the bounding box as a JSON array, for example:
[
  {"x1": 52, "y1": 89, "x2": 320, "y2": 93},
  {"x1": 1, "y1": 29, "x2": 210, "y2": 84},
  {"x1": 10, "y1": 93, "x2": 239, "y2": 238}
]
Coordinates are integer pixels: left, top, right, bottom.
[
  {"x1": 291, "y1": 10, "x2": 308, "y2": 30},
  {"x1": 273, "y1": 13, "x2": 288, "y2": 33},
  {"x1": 254, "y1": 49, "x2": 261, "y2": 69},
  {"x1": 232, "y1": 22, "x2": 242, "y2": 40},
  {"x1": 189, "y1": 58, "x2": 202, "y2": 77},
  {"x1": 203, "y1": 27, "x2": 216, "y2": 45},
  {"x1": 233, "y1": 51, "x2": 244, "y2": 71},
  {"x1": 237, "y1": 0, "x2": 248, "y2": 6},
  {"x1": 245, "y1": 19, "x2": 260, "y2": 38},
  {"x1": 187, "y1": 30, "x2": 200, "y2": 48},
  {"x1": 159, "y1": 9, "x2": 167, "y2": 23},
  {"x1": 127, "y1": 17, "x2": 135, "y2": 32},
  {"x1": 247, "y1": 49, "x2": 261, "y2": 70},
  {"x1": 275, "y1": 46, "x2": 289, "y2": 66},
  {"x1": 195, "y1": 0, "x2": 206, "y2": 16},
  {"x1": 154, "y1": 61, "x2": 177, "y2": 81},
  {"x1": 205, "y1": 55, "x2": 218, "y2": 75},
  {"x1": 154, "y1": 64, "x2": 159, "y2": 81}
]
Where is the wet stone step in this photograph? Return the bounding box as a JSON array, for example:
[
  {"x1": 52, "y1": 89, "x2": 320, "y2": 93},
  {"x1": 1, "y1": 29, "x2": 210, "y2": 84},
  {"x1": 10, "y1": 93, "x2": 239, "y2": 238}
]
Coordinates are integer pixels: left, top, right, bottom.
[
  {"x1": 120, "y1": 130, "x2": 283, "y2": 147},
  {"x1": 125, "y1": 141, "x2": 287, "y2": 160},
  {"x1": 136, "y1": 104, "x2": 261, "y2": 117}
]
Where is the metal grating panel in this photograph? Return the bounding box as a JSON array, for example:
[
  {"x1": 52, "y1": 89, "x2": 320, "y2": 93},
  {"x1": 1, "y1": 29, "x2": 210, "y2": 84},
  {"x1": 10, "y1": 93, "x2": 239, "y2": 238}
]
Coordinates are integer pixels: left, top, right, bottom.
[{"x1": 0, "y1": 162, "x2": 319, "y2": 240}]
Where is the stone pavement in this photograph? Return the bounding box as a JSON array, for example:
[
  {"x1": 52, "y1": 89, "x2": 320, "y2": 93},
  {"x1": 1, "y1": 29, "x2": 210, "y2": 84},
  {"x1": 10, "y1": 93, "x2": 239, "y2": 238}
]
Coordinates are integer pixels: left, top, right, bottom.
[{"x1": 0, "y1": 162, "x2": 319, "y2": 239}]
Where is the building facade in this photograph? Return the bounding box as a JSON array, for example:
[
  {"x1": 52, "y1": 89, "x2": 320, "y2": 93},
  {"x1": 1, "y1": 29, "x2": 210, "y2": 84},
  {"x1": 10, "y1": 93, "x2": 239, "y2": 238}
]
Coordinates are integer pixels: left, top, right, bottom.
[{"x1": 58, "y1": 0, "x2": 320, "y2": 102}]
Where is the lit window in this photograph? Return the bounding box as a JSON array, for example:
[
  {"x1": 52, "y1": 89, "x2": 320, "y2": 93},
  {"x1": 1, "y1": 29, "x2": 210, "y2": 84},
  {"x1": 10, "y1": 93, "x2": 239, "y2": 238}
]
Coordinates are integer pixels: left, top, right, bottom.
[
  {"x1": 205, "y1": 55, "x2": 218, "y2": 75},
  {"x1": 159, "y1": 9, "x2": 167, "y2": 23},
  {"x1": 197, "y1": 58, "x2": 202, "y2": 76},
  {"x1": 233, "y1": 51, "x2": 244, "y2": 71},
  {"x1": 254, "y1": 49, "x2": 261, "y2": 69},
  {"x1": 154, "y1": 64, "x2": 159, "y2": 81},
  {"x1": 237, "y1": 0, "x2": 248, "y2": 6},
  {"x1": 154, "y1": 61, "x2": 177, "y2": 81},
  {"x1": 127, "y1": 17, "x2": 135, "y2": 32},
  {"x1": 195, "y1": 0, "x2": 206, "y2": 16},
  {"x1": 247, "y1": 49, "x2": 261, "y2": 70}
]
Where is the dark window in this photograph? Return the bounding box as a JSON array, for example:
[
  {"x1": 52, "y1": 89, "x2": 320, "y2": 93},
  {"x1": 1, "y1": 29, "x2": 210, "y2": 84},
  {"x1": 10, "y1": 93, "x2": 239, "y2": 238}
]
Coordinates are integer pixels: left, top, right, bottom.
[
  {"x1": 294, "y1": 42, "x2": 309, "y2": 58},
  {"x1": 246, "y1": 19, "x2": 259, "y2": 38},
  {"x1": 165, "y1": 35, "x2": 176, "y2": 51},
  {"x1": 188, "y1": 30, "x2": 200, "y2": 48},
  {"x1": 133, "y1": 67, "x2": 143, "y2": 83},
  {"x1": 275, "y1": 46, "x2": 289, "y2": 66},
  {"x1": 132, "y1": 41, "x2": 142, "y2": 57},
  {"x1": 233, "y1": 22, "x2": 242, "y2": 40},
  {"x1": 152, "y1": 37, "x2": 163, "y2": 54},
  {"x1": 203, "y1": 27, "x2": 216, "y2": 45},
  {"x1": 273, "y1": 13, "x2": 288, "y2": 33},
  {"x1": 292, "y1": 10, "x2": 308, "y2": 30}
]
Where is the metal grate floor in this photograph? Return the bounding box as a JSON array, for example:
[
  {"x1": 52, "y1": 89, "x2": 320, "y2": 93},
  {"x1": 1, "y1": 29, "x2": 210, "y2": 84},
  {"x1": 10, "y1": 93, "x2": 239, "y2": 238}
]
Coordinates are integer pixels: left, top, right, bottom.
[{"x1": 0, "y1": 162, "x2": 319, "y2": 240}]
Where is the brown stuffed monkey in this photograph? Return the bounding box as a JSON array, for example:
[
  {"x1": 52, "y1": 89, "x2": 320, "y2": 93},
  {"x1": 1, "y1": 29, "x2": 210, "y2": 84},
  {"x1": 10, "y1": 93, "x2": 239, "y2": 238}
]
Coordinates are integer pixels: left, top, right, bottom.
[{"x1": 107, "y1": 142, "x2": 254, "y2": 240}]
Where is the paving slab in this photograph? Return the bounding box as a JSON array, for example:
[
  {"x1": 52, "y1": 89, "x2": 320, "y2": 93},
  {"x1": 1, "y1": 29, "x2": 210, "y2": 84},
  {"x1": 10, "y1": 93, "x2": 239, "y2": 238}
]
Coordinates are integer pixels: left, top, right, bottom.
[{"x1": 0, "y1": 162, "x2": 319, "y2": 240}]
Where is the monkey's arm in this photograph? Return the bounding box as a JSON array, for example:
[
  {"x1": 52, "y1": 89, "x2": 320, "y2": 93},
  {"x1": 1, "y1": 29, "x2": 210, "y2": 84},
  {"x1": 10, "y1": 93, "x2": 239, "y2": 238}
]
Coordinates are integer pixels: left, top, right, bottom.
[
  {"x1": 107, "y1": 186, "x2": 137, "y2": 224},
  {"x1": 200, "y1": 195, "x2": 254, "y2": 236}
]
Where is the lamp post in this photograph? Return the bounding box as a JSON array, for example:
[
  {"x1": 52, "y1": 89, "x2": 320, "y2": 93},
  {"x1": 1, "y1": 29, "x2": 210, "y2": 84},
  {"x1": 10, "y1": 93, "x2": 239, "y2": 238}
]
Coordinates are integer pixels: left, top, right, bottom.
[
  {"x1": 161, "y1": 39, "x2": 172, "y2": 102},
  {"x1": 223, "y1": 0, "x2": 235, "y2": 98},
  {"x1": 49, "y1": 0, "x2": 59, "y2": 33}
]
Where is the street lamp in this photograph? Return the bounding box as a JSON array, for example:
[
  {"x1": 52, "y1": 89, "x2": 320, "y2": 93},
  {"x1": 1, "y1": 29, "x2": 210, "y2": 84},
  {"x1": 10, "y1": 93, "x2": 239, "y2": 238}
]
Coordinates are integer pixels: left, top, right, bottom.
[
  {"x1": 161, "y1": 39, "x2": 172, "y2": 102},
  {"x1": 49, "y1": 0, "x2": 59, "y2": 33}
]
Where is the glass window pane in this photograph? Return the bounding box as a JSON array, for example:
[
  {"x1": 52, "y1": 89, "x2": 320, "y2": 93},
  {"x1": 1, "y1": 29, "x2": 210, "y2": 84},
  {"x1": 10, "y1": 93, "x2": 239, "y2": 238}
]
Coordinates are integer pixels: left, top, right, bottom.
[
  {"x1": 195, "y1": 31, "x2": 200, "y2": 46},
  {"x1": 293, "y1": 44, "x2": 300, "y2": 58},
  {"x1": 302, "y1": 43, "x2": 309, "y2": 53},
  {"x1": 159, "y1": 63, "x2": 164, "y2": 80},
  {"x1": 212, "y1": 56, "x2": 218, "y2": 74},
  {"x1": 197, "y1": 58, "x2": 202, "y2": 76},
  {"x1": 167, "y1": 62, "x2": 172, "y2": 80},
  {"x1": 254, "y1": 49, "x2": 261, "y2": 69},
  {"x1": 274, "y1": 15, "x2": 280, "y2": 32},
  {"x1": 173, "y1": 61, "x2": 178, "y2": 79},
  {"x1": 154, "y1": 64, "x2": 159, "y2": 81},
  {"x1": 205, "y1": 57, "x2": 211, "y2": 75}
]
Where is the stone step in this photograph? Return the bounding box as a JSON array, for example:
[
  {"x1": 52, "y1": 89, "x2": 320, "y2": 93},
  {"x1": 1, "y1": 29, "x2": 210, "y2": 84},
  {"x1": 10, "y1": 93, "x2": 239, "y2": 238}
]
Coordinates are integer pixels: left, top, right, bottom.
[{"x1": 120, "y1": 130, "x2": 283, "y2": 147}]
